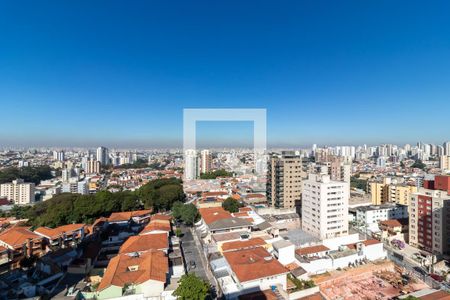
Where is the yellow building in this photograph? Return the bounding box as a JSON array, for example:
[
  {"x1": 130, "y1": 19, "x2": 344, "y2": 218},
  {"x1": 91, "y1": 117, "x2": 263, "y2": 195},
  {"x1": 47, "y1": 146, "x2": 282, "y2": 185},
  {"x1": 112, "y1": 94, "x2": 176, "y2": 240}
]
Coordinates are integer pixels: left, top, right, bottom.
[{"x1": 369, "y1": 178, "x2": 417, "y2": 206}]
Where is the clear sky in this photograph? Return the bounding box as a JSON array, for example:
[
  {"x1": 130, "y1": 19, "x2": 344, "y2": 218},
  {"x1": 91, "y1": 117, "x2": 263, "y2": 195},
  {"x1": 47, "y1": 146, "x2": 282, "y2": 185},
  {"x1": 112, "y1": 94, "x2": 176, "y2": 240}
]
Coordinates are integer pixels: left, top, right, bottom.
[{"x1": 1, "y1": 1, "x2": 450, "y2": 148}]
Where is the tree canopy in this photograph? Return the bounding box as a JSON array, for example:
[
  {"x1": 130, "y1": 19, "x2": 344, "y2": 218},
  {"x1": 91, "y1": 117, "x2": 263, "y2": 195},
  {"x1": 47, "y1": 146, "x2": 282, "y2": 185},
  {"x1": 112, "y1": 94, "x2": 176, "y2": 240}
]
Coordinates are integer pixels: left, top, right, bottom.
[
  {"x1": 13, "y1": 178, "x2": 184, "y2": 228},
  {"x1": 350, "y1": 176, "x2": 367, "y2": 192},
  {"x1": 222, "y1": 197, "x2": 242, "y2": 213},
  {"x1": 0, "y1": 166, "x2": 53, "y2": 185},
  {"x1": 173, "y1": 273, "x2": 210, "y2": 300},
  {"x1": 172, "y1": 201, "x2": 199, "y2": 225},
  {"x1": 411, "y1": 159, "x2": 426, "y2": 170},
  {"x1": 199, "y1": 169, "x2": 233, "y2": 179}
]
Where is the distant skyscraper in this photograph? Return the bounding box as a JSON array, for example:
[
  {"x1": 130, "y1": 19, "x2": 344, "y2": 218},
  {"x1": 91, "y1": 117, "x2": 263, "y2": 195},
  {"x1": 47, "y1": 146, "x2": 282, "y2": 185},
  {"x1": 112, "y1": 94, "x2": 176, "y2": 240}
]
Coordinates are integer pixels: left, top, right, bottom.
[
  {"x1": 96, "y1": 146, "x2": 109, "y2": 166},
  {"x1": 200, "y1": 150, "x2": 212, "y2": 174},
  {"x1": 444, "y1": 141, "x2": 450, "y2": 156},
  {"x1": 184, "y1": 150, "x2": 198, "y2": 180},
  {"x1": 86, "y1": 159, "x2": 101, "y2": 174},
  {"x1": 53, "y1": 150, "x2": 65, "y2": 161}
]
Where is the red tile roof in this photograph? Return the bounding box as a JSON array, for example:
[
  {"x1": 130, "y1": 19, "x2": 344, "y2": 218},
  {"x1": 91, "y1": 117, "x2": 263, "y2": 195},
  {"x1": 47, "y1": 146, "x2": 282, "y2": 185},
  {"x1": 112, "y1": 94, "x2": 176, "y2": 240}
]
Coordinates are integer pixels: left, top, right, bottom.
[
  {"x1": 346, "y1": 239, "x2": 381, "y2": 250},
  {"x1": 202, "y1": 191, "x2": 229, "y2": 197},
  {"x1": 151, "y1": 214, "x2": 172, "y2": 221},
  {"x1": 295, "y1": 245, "x2": 330, "y2": 256},
  {"x1": 224, "y1": 247, "x2": 288, "y2": 283},
  {"x1": 98, "y1": 251, "x2": 168, "y2": 291},
  {"x1": 222, "y1": 238, "x2": 266, "y2": 252},
  {"x1": 119, "y1": 233, "x2": 168, "y2": 254},
  {"x1": 0, "y1": 227, "x2": 42, "y2": 248},
  {"x1": 140, "y1": 220, "x2": 171, "y2": 234},
  {"x1": 379, "y1": 219, "x2": 402, "y2": 227},
  {"x1": 232, "y1": 212, "x2": 249, "y2": 217},
  {"x1": 199, "y1": 207, "x2": 232, "y2": 225},
  {"x1": 420, "y1": 290, "x2": 450, "y2": 300},
  {"x1": 108, "y1": 209, "x2": 152, "y2": 222},
  {"x1": 239, "y1": 207, "x2": 253, "y2": 212},
  {"x1": 34, "y1": 224, "x2": 86, "y2": 240}
]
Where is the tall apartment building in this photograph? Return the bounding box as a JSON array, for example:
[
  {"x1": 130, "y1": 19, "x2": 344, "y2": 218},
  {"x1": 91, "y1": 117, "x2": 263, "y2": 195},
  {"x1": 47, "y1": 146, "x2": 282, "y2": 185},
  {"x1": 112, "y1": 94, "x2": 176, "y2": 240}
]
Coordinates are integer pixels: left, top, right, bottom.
[
  {"x1": 369, "y1": 177, "x2": 417, "y2": 205},
  {"x1": 267, "y1": 151, "x2": 303, "y2": 209},
  {"x1": 62, "y1": 179, "x2": 89, "y2": 195},
  {"x1": 440, "y1": 155, "x2": 450, "y2": 171},
  {"x1": 85, "y1": 159, "x2": 101, "y2": 174},
  {"x1": 53, "y1": 150, "x2": 65, "y2": 161},
  {"x1": 200, "y1": 149, "x2": 212, "y2": 174},
  {"x1": 184, "y1": 149, "x2": 198, "y2": 180},
  {"x1": 0, "y1": 179, "x2": 35, "y2": 205},
  {"x1": 96, "y1": 146, "x2": 109, "y2": 166},
  {"x1": 444, "y1": 141, "x2": 450, "y2": 156},
  {"x1": 409, "y1": 175, "x2": 450, "y2": 255},
  {"x1": 302, "y1": 174, "x2": 348, "y2": 239}
]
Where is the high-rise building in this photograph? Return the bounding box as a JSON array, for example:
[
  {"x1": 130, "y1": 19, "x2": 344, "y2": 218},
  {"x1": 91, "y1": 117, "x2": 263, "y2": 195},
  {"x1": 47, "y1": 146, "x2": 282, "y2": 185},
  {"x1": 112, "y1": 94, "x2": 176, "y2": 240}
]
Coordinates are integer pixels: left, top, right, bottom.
[
  {"x1": 53, "y1": 150, "x2": 65, "y2": 161},
  {"x1": 267, "y1": 151, "x2": 304, "y2": 209},
  {"x1": 302, "y1": 174, "x2": 349, "y2": 240},
  {"x1": 85, "y1": 159, "x2": 101, "y2": 174},
  {"x1": 440, "y1": 156, "x2": 450, "y2": 171},
  {"x1": 96, "y1": 146, "x2": 109, "y2": 166},
  {"x1": 409, "y1": 175, "x2": 450, "y2": 255},
  {"x1": 200, "y1": 149, "x2": 212, "y2": 174},
  {"x1": 62, "y1": 168, "x2": 73, "y2": 182},
  {"x1": 444, "y1": 141, "x2": 450, "y2": 156},
  {"x1": 184, "y1": 149, "x2": 198, "y2": 180},
  {"x1": 0, "y1": 179, "x2": 35, "y2": 205}
]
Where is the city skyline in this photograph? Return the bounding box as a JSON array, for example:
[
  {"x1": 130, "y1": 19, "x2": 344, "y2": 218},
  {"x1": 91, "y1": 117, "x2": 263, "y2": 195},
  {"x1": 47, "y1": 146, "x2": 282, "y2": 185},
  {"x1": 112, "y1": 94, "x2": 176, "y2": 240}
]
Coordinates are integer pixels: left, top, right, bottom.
[{"x1": 1, "y1": 1, "x2": 450, "y2": 147}]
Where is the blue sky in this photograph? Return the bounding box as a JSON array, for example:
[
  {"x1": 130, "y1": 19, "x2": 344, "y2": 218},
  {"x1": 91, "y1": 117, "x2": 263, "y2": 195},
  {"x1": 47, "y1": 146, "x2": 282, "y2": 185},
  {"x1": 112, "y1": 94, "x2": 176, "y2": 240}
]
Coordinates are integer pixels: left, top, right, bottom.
[{"x1": 1, "y1": 1, "x2": 450, "y2": 148}]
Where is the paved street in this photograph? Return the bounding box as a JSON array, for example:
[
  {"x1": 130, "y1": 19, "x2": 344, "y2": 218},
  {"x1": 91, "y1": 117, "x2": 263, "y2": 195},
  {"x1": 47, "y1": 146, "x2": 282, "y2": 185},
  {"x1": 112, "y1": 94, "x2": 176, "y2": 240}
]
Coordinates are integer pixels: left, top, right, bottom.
[{"x1": 180, "y1": 225, "x2": 209, "y2": 280}]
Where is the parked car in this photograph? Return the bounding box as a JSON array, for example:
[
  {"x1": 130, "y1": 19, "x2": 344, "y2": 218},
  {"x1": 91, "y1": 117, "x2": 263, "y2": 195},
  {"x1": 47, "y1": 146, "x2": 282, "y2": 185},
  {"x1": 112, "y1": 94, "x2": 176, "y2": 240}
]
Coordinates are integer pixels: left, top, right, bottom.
[
  {"x1": 430, "y1": 273, "x2": 444, "y2": 282},
  {"x1": 189, "y1": 261, "x2": 196, "y2": 269}
]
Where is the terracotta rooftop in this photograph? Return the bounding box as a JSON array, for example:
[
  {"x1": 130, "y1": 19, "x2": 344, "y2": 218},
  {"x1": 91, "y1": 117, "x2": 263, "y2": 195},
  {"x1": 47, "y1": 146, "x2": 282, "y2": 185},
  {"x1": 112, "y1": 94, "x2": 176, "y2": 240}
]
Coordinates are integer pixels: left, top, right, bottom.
[
  {"x1": 151, "y1": 214, "x2": 172, "y2": 221},
  {"x1": 296, "y1": 245, "x2": 330, "y2": 256},
  {"x1": 34, "y1": 223, "x2": 86, "y2": 239},
  {"x1": 199, "y1": 207, "x2": 232, "y2": 225},
  {"x1": 232, "y1": 212, "x2": 249, "y2": 217},
  {"x1": 238, "y1": 290, "x2": 278, "y2": 300},
  {"x1": 98, "y1": 251, "x2": 168, "y2": 291},
  {"x1": 239, "y1": 207, "x2": 253, "y2": 212},
  {"x1": 202, "y1": 191, "x2": 228, "y2": 197},
  {"x1": 119, "y1": 233, "x2": 168, "y2": 254},
  {"x1": 346, "y1": 239, "x2": 381, "y2": 250},
  {"x1": 140, "y1": 220, "x2": 171, "y2": 234},
  {"x1": 224, "y1": 247, "x2": 288, "y2": 283},
  {"x1": 379, "y1": 219, "x2": 403, "y2": 227},
  {"x1": 0, "y1": 227, "x2": 42, "y2": 248},
  {"x1": 420, "y1": 290, "x2": 450, "y2": 300},
  {"x1": 221, "y1": 238, "x2": 266, "y2": 252},
  {"x1": 108, "y1": 209, "x2": 152, "y2": 222}
]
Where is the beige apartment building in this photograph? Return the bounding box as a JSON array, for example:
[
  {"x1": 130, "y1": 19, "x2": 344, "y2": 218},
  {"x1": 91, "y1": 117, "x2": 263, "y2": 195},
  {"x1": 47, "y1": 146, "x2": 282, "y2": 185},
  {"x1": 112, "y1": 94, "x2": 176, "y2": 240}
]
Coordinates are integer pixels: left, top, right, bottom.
[
  {"x1": 440, "y1": 155, "x2": 450, "y2": 171},
  {"x1": 0, "y1": 179, "x2": 35, "y2": 205},
  {"x1": 369, "y1": 177, "x2": 417, "y2": 205},
  {"x1": 267, "y1": 151, "x2": 304, "y2": 209}
]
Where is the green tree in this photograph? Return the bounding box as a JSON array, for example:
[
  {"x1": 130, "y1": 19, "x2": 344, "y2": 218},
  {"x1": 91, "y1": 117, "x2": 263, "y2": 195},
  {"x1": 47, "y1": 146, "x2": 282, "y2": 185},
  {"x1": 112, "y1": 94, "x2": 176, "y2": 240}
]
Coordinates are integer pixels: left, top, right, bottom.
[
  {"x1": 172, "y1": 201, "x2": 184, "y2": 220},
  {"x1": 411, "y1": 159, "x2": 426, "y2": 170},
  {"x1": 222, "y1": 197, "x2": 242, "y2": 213},
  {"x1": 173, "y1": 273, "x2": 209, "y2": 300},
  {"x1": 350, "y1": 176, "x2": 367, "y2": 192},
  {"x1": 199, "y1": 169, "x2": 233, "y2": 179},
  {"x1": 180, "y1": 203, "x2": 199, "y2": 225}
]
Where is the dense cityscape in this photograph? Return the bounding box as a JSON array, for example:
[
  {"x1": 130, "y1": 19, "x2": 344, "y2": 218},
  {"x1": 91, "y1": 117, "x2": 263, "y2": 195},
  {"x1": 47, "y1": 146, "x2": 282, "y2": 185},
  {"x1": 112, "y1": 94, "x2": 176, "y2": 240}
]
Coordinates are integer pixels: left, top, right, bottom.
[
  {"x1": 0, "y1": 142, "x2": 448, "y2": 299},
  {"x1": 3, "y1": 1, "x2": 450, "y2": 299}
]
